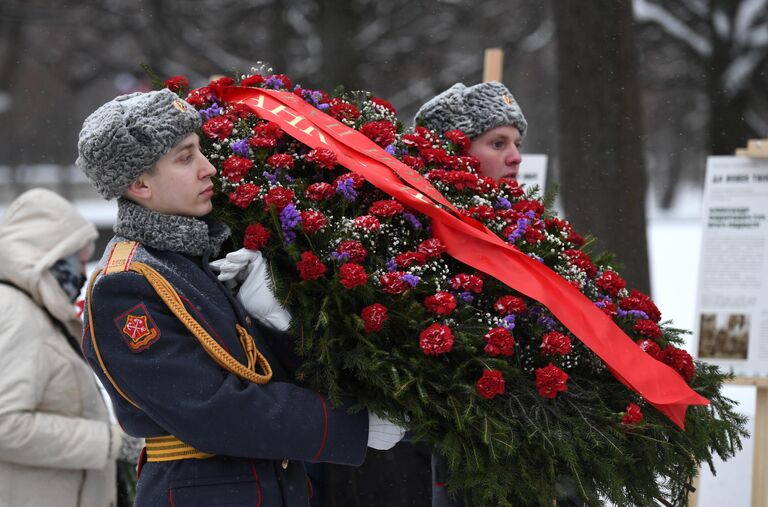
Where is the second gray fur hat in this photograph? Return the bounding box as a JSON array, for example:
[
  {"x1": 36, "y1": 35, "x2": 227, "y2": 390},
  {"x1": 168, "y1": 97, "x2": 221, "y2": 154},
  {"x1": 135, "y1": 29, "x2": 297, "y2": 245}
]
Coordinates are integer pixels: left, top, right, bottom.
[
  {"x1": 414, "y1": 81, "x2": 527, "y2": 140},
  {"x1": 76, "y1": 89, "x2": 201, "y2": 200}
]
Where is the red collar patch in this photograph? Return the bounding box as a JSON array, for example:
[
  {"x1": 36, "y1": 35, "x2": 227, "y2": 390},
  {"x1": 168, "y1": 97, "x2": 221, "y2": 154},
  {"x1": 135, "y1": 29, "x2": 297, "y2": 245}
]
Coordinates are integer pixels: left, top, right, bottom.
[{"x1": 114, "y1": 303, "x2": 160, "y2": 352}]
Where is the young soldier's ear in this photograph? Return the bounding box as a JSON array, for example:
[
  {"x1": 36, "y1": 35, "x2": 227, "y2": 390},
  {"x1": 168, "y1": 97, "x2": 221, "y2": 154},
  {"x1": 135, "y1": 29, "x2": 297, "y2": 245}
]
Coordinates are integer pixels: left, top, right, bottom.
[{"x1": 125, "y1": 175, "x2": 152, "y2": 201}]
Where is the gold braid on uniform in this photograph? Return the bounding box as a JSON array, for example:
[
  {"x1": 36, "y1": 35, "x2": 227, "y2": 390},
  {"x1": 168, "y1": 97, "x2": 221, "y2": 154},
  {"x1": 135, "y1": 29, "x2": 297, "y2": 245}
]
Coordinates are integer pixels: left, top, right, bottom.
[{"x1": 86, "y1": 250, "x2": 273, "y2": 408}]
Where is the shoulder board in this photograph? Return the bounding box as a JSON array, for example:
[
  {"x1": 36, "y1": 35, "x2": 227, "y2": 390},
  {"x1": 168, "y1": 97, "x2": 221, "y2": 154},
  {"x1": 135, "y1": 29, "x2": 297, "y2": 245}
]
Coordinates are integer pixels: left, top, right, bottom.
[{"x1": 104, "y1": 241, "x2": 139, "y2": 275}]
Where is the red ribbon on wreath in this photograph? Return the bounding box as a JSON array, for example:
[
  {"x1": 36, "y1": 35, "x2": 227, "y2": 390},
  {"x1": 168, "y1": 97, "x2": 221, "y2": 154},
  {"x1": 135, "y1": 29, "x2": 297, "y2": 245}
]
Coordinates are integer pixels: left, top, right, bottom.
[{"x1": 220, "y1": 86, "x2": 708, "y2": 429}]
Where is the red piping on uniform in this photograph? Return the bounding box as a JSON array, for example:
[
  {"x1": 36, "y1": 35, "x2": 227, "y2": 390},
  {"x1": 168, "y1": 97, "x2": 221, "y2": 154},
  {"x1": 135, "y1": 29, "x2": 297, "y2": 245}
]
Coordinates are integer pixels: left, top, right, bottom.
[
  {"x1": 311, "y1": 393, "x2": 329, "y2": 461},
  {"x1": 250, "y1": 462, "x2": 262, "y2": 507}
]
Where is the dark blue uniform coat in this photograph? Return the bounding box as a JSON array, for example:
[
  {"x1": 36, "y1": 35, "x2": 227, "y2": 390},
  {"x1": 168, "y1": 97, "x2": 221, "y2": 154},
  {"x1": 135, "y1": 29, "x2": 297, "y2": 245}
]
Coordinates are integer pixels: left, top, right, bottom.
[{"x1": 82, "y1": 237, "x2": 368, "y2": 506}]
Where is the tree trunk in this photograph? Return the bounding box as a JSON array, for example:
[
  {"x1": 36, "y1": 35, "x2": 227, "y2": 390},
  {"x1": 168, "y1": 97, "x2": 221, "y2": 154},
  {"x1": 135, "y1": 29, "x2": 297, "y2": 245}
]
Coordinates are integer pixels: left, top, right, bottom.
[
  {"x1": 317, "y1": 0, "x2": 363, "y2": 90},
  {"x1": 552, "y1": 0, "x2": 651, "y2": 294}
]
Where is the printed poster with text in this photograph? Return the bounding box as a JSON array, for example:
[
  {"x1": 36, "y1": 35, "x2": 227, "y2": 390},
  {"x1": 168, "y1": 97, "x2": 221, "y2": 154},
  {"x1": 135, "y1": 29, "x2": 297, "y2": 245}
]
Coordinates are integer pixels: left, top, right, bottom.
[{"x1": 693, "y1": 156, "x2": 768, "y2": 376}]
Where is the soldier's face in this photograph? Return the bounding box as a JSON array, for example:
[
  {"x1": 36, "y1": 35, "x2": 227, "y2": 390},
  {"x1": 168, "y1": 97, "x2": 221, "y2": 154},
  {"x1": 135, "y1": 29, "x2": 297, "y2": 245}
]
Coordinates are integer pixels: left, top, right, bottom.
[
  {"x1": 468, "y1": 125, "x2": 523, "y2": 181},
  {"x1": 140, "y1": 133, "x2": 217, "y2": 217}
]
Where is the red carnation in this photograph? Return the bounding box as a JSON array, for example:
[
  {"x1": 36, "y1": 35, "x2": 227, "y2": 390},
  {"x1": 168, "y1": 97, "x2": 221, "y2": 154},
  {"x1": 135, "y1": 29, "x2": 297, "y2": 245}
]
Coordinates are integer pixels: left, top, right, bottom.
[
  {"x1": 540, "y1": 331, "x2": 572, "y2": 356},
  {"x1": 297, "y1": 251, "x2": 327, "y2": 280},
  {"x1": 222, "y1": 156, "x2": 253, "y2": 183},
  {"x1": 369, "y1": 199, "x2": 405, "y2": 217},
  {"x1": 262, "y1": 186, "x2": 295, "y2": 211},
  {"x1": 300, "y1": 210, "x2": 327, "y2": 233},
  {"x1": 634, "y1": 319, "x2": 662, "y2": 340},
  {"x1": 228, "y1": 183, "x2": 260, "y2": 209},
  {"x1": 534, "y1": 364, "x2": 569, "y2": 398},
  {"x1": 499, "y1": 177, "x2": 525, "y2": 197},
  {"x1": 563, "y1": 249, "x2": 597, "y2": 278},
  {"x1": 417, "y1": 238, "x2": 447, "y2": 258},
  {"x1": 622, "y1": 403, "x2": 644, "y2": 425},
  {"x1": 401, "y1": 133, "x2": 432, "y2": 150},
  {"x1": 361, "y1": 303, "x2": 388, "y2": 333},
  {"x1": 338, "y1": 263, "x2": 368, "y2": 289},
  {"x1": 379, "y1": 271, "x2": 410, "y2": 295},
  {"x1": 267, "y1": 153, "x2": 294, "y2": 170},
  {"x1": 476, "y1": 369, "x2": 505, "y2": 399},
  {"x1": 248, "y1": 136, "x2": 277, "y2": 149},
  {"x1": 185, "y1": 86, "x2": 213, "y2": 107},
  {"x1": 596, "y1": 270, "x2": 626, "y2": 297},
  {"x1": 402, "y1": 155, "x2": 425, "y2": 170},
  {"x1": 360, "y1": 121, "x2": 397, "y2": 148},
  {"x1": 483, "y1": 327, "x2": 516, "y2": 357},
  {"x1": 419, "y1": 323, "x2": 454, "y2": 356},
  {"x1": 253, "y1": 122, "x2": 285, "y2": 140},
  {"x1": 512, "y1": 199, "x2": 544, "y2": 216},
  {"x1": 468, "y1": 205, "x2": 495, "y2": 220},
  {"x1": 660, "y1": 345, "x2": 695, "y2": 382},
  {"x1": 371, "y1": 96, "x2": 397, "y2": 114},
  {"x1": 424, "y1": 292, "x2": 457, "y2": 316},
  {"x1": 202, "y1": 116, "x2": 234, "y2": 141},
  {"x1": 637, "y1": 339, "x2": 661, "y2": 360},
  {"x1": 336, "y1": 240, "x2": 368, "y2": 263},
  {"x1": 444, "y1": 129, "x2": 471, "y2": 153},
  {"x1": 305, "y1": 148, "x2": 338, "y2": 169},
  {"x1": 395, "y1": 251, "x2": 427, "y2": 268},
  {"x1": 305, "y1": 182, "x2": 335, "y2": 201},
  {"x1": 208, "y1": 76, "x2": 235, "y2": 88},
  {"x1": 448, "y1": 273, "x2": 484, "y2": 294},
  {"x1": 164, "y1": 75, "x2": 189, "y2": 93},
  {"x1": 353, "y1": 215, "x2": 381, "y2": 232},
  {"x1": 493, "y1": 295, "x2": 527, "y2": 316},
  {"x1": 524, "y1": 227, "x2": 545, "y2": 244},
  {"x1": 243, "y1": 223, "x2": 271, "y2": 250},
  {"x1": 240, "y1": 74, "x2": 265, "y2": 87},
  {"x1": 329, "y1": 100, "x2": 361, "y2": 122},
  {"x1": 620, "y1": 289, "x2": 662, "y2": 322}
]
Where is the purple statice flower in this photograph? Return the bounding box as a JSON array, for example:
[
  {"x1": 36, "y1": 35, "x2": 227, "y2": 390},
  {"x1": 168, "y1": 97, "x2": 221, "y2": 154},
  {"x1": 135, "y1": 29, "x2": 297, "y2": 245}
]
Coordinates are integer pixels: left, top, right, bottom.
[
  {"x1": 262, "y1": 171, "x2": 279, "y2": 186},
  {"x1": 617, "y1": 308, "x2": 649, "y2": 320},
  {"x1": 330, "y1": 251, "x2": 350, "y2": 263},
  {"x1": 199, "y1": 103, "x2": 224, "y2": 121},
  {"x1": 402, "y1": 212, "x2": 422, "y2": 230},
  {"x1": 386, "y1": 259, "x2": 398, "y2": 272},
  {"x1": 400, "y1": 274, "x2": 421, "y2": 288},
  {"x1": 230, "y1": 139, "x2": 250, "y2": 157},
  {"x1": 501, "y1": 314, "x2": 516, "y2": 331},
  {"x1": 317, "y1": 102, "x2": 330, "y2": 111},
  {"x1": 458, "y1": 291, "x2": 474, "y2": 303},
  {"x1": 279, "y1": 203, "x2": 302, "y2": 244},
  {"x1": 528, "y1": 253, "x2": 544, "y2": 263},
  {"x1": 265, "y1": 76, "x2": 284, "y2": 89},
  {"x1": 335, "y1": 177, "x2": 357, "y2": 201},
  {"x1": 385, "y1": 144, "x2": 396, "y2": 156},
  {"x1": 537, "y1": 313, "x2": 558, "y2": 331},
  {"x1": 507, "y1": 216, "x2": 531, "y2": 243},
  {"x1": 495, "y1": 196, "x2": 512, "y2": 209}
]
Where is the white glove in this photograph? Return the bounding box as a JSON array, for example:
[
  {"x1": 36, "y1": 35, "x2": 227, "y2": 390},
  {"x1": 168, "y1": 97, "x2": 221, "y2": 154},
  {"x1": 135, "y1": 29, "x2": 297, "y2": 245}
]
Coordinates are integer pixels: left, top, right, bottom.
[
  {"x1": 367, "y1": 412, "x2": 407, "y2": 450},
  {"x1": 233, "y1": 249, "x2": 292, "y2": 331},
  {"x1": 211, "y1": 248, "x2": 261, "y2": 283}
]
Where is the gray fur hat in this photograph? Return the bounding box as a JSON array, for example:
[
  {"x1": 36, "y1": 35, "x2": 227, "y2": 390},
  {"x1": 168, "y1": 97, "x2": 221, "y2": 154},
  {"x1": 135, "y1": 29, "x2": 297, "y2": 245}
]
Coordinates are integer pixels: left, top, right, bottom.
[
  {"x1": 76, "y1": 89, "x2": 201, "y2": 200},
  {"x1": 414, "y1": 81, "x2": 527, "y2": 140}
]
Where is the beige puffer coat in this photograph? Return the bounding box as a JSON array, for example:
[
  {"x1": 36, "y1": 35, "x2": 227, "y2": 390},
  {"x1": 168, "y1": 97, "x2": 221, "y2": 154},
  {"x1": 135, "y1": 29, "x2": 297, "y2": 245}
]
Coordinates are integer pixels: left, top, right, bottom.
[{"x1": 0, "y1": 188, "x2": 117, "y2": 507}]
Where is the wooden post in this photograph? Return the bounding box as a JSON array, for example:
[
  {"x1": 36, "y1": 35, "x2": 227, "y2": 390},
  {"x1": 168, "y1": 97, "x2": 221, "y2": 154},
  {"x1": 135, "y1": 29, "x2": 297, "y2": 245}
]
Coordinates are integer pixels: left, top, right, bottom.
[
  {"x1": 735, "y1": 139, "x2": 768, "y2": 157},
  {"x1": 483, "y1": 48, "x2": 504, "y2": 83},
  {"x1": 727, "y1": 377, "x2": 768, "y2": 507}
]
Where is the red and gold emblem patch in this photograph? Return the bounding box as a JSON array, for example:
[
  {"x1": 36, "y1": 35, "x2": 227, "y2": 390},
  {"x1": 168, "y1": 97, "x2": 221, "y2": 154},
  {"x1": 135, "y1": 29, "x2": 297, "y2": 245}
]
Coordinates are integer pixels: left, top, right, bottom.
[{"x1": 114, "y1": 303, "x2": 160, "y2": 352}]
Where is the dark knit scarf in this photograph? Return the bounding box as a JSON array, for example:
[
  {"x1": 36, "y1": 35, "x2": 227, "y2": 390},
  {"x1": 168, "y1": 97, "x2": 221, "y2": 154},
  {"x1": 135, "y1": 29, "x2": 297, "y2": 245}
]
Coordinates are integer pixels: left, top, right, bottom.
[{"x1": 114, "y1": 198, "x2": 230, "y2": 258}]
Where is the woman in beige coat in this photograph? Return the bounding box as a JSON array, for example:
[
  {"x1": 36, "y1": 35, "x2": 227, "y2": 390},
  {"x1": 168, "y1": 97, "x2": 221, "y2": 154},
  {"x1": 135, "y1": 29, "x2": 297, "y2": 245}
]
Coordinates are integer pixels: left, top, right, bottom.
[{"x1": 0, "y1": 188, "x2": 122, "y2": 507}]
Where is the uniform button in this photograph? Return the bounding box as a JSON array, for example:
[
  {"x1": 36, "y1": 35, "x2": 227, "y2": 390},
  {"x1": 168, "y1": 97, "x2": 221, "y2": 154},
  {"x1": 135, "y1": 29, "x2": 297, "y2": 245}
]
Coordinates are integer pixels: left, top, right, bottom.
[{"x1": 281, "y1": 459, "x2": 289, "y2": 469}]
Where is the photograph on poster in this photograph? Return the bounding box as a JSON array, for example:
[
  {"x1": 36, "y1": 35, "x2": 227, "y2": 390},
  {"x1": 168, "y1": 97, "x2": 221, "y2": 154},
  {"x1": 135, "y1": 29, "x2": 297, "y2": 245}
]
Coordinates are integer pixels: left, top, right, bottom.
[{"x1": 698, "y1": 312, "x2": 750, "y2": 360}]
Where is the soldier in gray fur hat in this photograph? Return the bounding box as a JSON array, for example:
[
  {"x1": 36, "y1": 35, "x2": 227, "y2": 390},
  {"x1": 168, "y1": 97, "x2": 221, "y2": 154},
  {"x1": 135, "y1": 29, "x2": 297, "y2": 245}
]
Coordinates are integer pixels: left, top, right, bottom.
[
  {"x1": 76, "y1": 89, "x2": 398, "y2": 506},
  {"x1": 414, "y1": 81, "x2": 527, "y2": 181}
]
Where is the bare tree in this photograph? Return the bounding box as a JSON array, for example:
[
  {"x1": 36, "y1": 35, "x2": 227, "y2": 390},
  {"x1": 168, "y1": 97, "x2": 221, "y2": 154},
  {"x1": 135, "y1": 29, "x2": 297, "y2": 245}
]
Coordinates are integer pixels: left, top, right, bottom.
[{"x1": 553, "y1": 0, "x2": 651, "y2": 293}]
